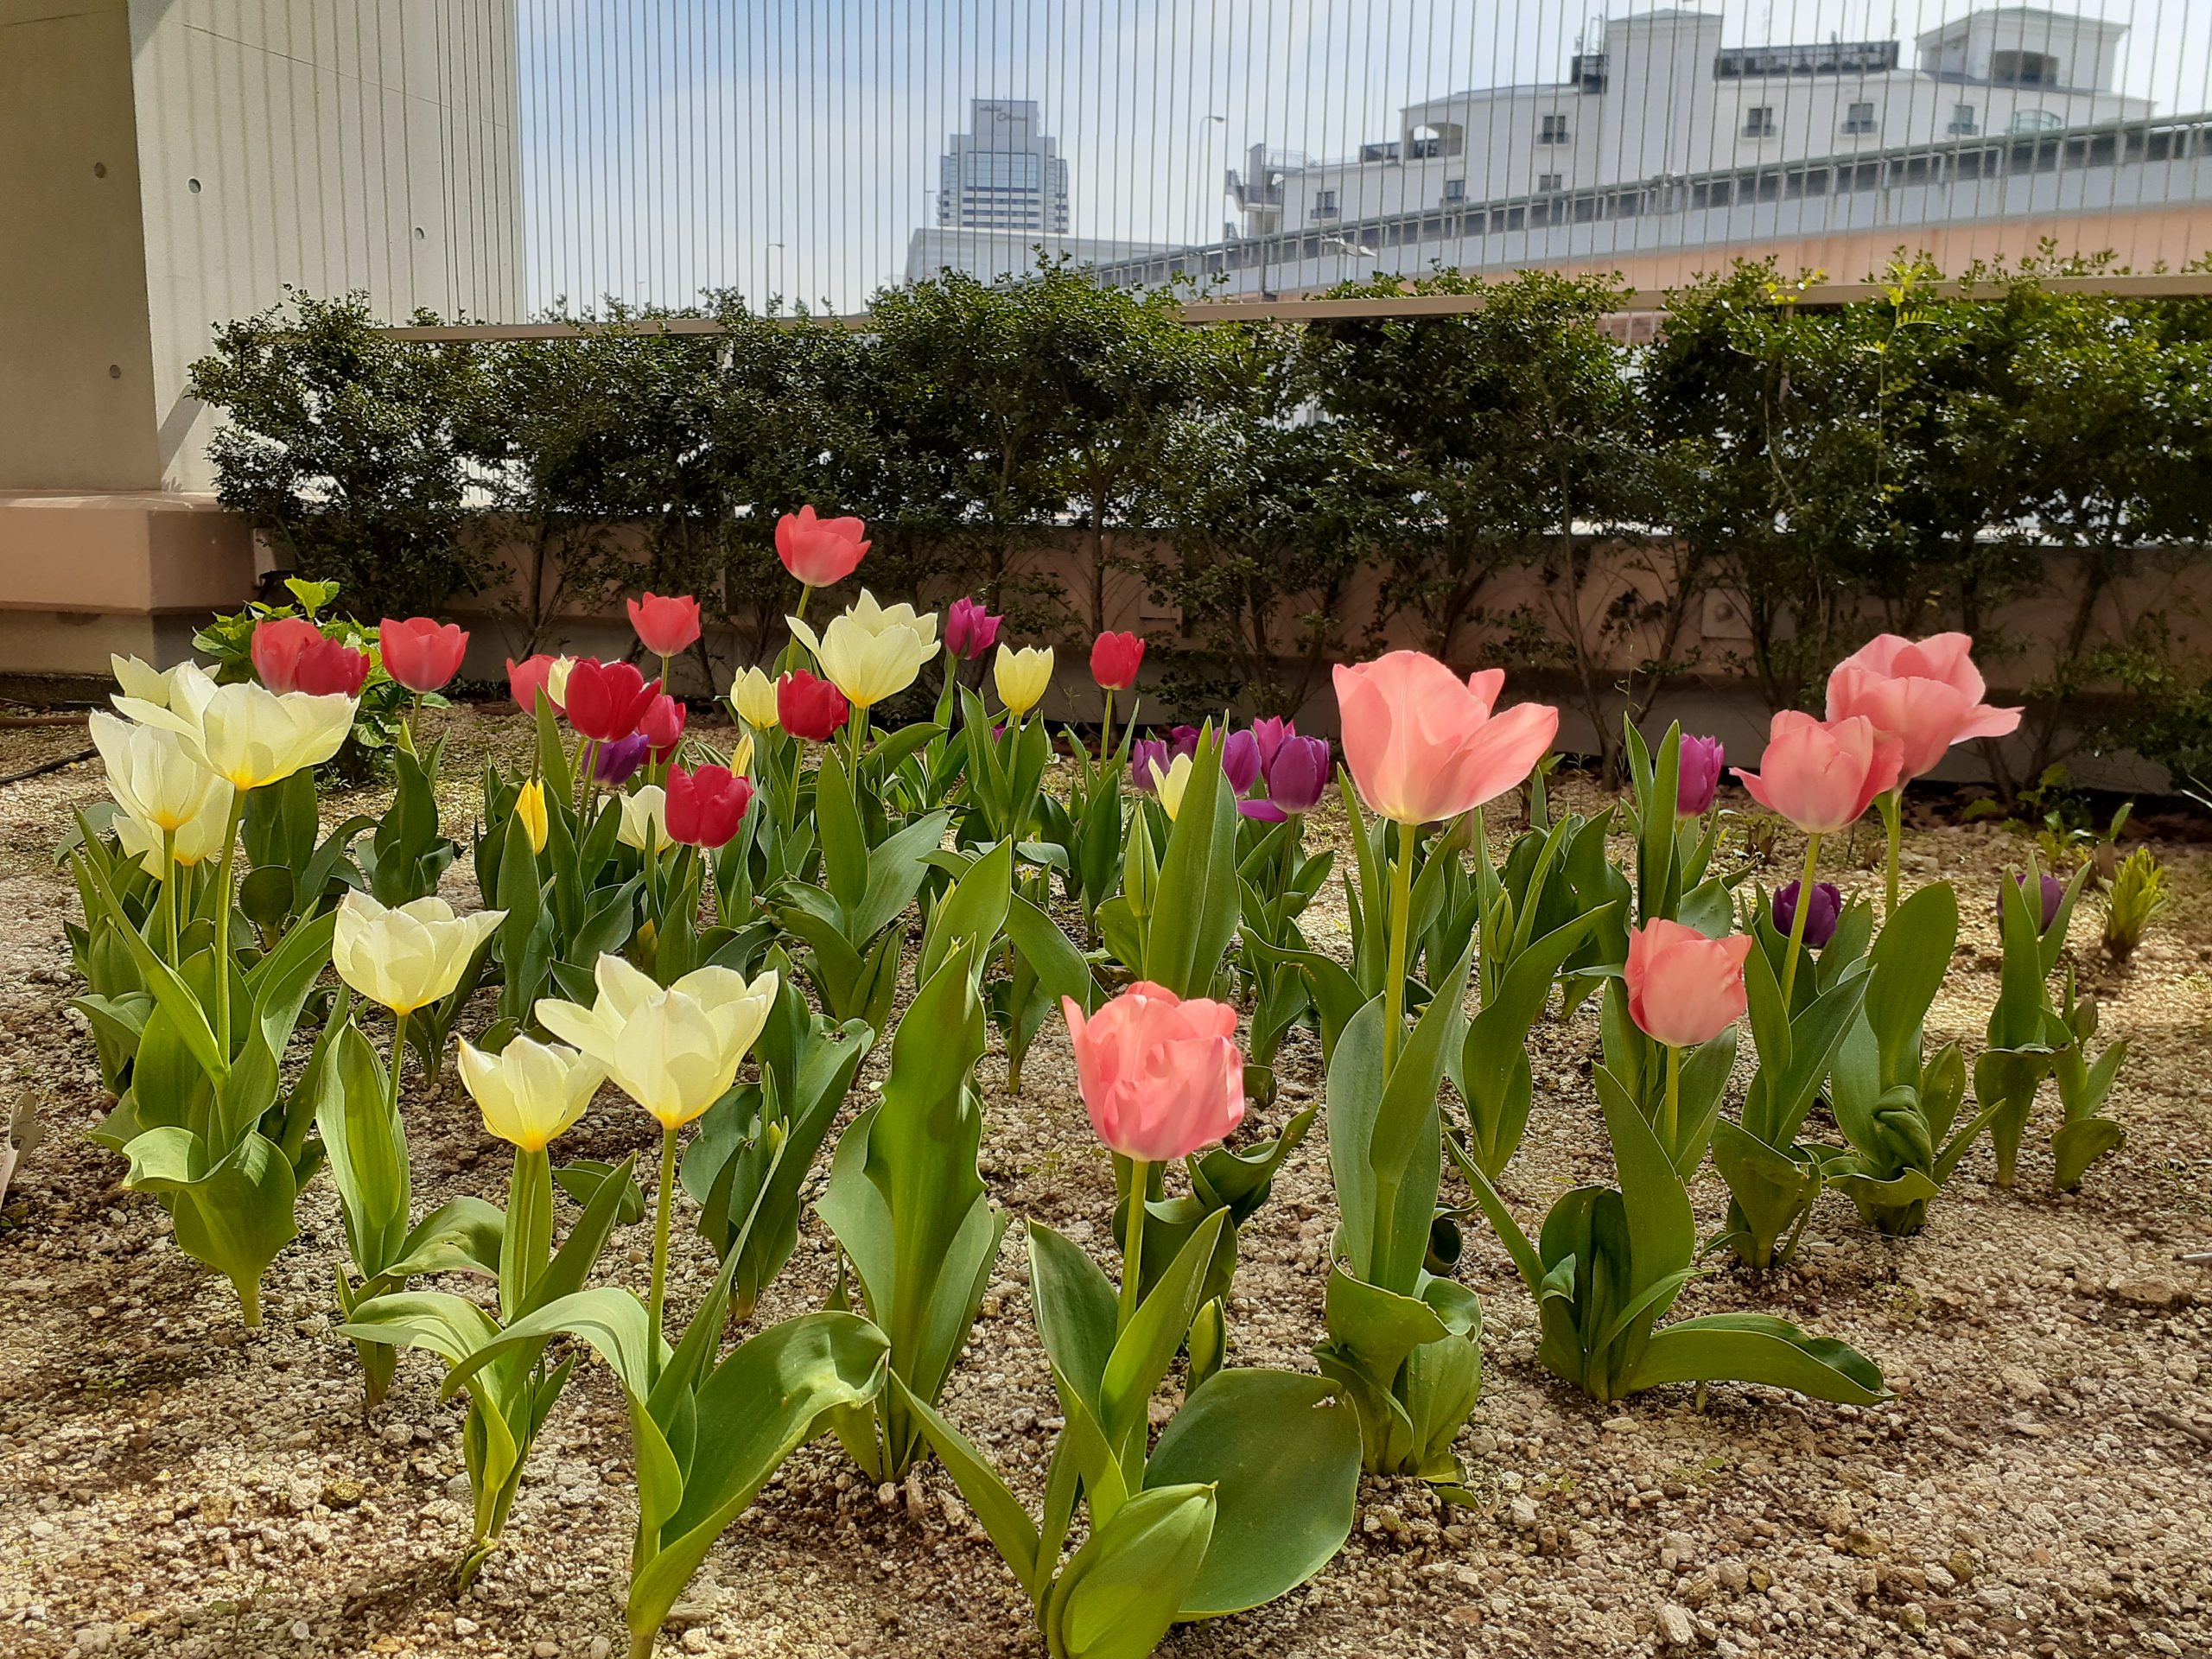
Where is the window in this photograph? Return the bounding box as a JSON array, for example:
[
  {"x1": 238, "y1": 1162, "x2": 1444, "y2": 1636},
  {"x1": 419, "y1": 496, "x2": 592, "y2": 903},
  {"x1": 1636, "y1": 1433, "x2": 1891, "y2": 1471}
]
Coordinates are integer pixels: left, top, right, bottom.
[
  {"x1": 1948, "y1": 103, "x2": 1979, "y2": 135},
  {"x1": 1842, "y1": 101, "x2": 1878, "y2": 135},
  {"x1": 2007, "y1": 108, "x2": 2063, "y2": 134},
  {"x1": 1743, "y1": 106, "x2": 1777, "y2": 138},
  {"x1": 966, "y1": 152, "x2": 1041, "y2": 188},
  {"x1": 1992, "y1": 49, "x2": 2058, "y2": 87},
  {"x1": 1539, "y1": 113, "x2": 1570, "y2": 144},
  {"x1": 1313, "y1": 189, "x2": 1338, "y2": 219},
  {"x1": 1442, "y1": 177, "x2": 1465, "y2": 203},
  {"x1": 1536, "y1": 172, "x2": 1563, "y2": 192}
]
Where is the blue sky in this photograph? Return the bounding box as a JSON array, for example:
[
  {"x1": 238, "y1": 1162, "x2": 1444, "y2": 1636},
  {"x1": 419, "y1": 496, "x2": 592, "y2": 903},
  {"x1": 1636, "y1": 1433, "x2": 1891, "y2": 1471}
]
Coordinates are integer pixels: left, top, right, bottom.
[{"x1": 513, "y1": 0, "x2": 2212, "y2": 316}]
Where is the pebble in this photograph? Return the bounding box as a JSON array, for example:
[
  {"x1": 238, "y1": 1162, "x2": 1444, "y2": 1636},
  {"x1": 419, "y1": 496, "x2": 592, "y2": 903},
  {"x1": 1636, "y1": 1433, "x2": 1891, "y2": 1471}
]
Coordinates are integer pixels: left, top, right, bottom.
[
  {"x1": 2112, "y1": 1277, "x2": 2187, "y2": 1309},
  {"x1": 1656, "y1": 1602, "x2": 1696, "y2": 1646}
]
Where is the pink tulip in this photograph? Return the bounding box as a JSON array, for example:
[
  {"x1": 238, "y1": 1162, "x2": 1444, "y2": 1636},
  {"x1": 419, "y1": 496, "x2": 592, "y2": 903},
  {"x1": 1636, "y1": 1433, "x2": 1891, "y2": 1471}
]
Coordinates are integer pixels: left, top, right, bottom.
[
  {"x1": 1732, "y1": 712, "x2": 1903, "y2": 836},
  {"x1": 1826, "y1": 632, "x2": 2021, "y2": 782},
  {"x1": 1332, "y1": 652, "x2": 1558, "y2": 825},
  {"x1": 1061, "y1": 982, "x2": 1244, "y2": 1163},
  {"x1": 1624, "y1": 920, "x2": 1754, "y2": 1048},
  {"x1": 774, "y1": 505, "x2": 869, "y2": 588},
  {"x1": 627, "y1": 592, "x2": 702, "y2": 658}
]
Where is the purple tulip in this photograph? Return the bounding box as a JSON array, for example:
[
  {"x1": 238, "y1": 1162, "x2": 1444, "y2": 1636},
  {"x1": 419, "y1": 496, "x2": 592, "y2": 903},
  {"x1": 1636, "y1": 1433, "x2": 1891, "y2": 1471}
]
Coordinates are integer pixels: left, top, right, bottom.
[
  {"x1": 2000, "y1": 871, "x2": 2067, "y2": 933},
  {"x1": 1773, "y1": 880, "x2": 1842, "y2": 949},
  {"x1": 1264, "y1": 734, "x2": 1332, "y2": 814},
  {"x1": 944, "y1": 596, "x2": 1002, "y2": 662},
  {"x1": 594, "y1": 732, "x2": 650, "y2": 786},
  {"x1": 1129, "y1": 737, "x2": 1169, "y2": 793},
  {"x1": 1677, "y1": 734, "x2": 1725, "y2": 817},
  {"x1": 1168, "y1": 725, "x2": 1201, "y2": 762},
  {"x1": 1251, "y1": 716, "x2": 1294, "y2": 769},
  {"x1": 1223, "y1": 729, "x2": 1262, "y2": 794},
  {"x1": 1238, "y1": 798, "x2": 1288, "y2": 823}
]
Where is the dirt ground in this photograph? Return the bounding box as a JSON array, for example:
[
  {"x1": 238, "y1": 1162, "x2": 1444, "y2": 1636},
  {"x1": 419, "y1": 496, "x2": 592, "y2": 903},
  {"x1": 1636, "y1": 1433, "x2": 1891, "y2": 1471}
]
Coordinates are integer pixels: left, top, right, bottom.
[{"x1": 1, "y1": 703, "x2": 2209, "y2": 1659}]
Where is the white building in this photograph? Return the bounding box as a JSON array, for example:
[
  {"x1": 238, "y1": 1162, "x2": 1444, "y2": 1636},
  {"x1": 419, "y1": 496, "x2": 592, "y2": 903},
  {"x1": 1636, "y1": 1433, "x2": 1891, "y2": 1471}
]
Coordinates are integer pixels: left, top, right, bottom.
[
  {"x1": 935, "y1": 99, "x2": 1071, "y2": 233},
  {"x1": 1229, "y1": 6, "x2": 2145, "y2": 242}
]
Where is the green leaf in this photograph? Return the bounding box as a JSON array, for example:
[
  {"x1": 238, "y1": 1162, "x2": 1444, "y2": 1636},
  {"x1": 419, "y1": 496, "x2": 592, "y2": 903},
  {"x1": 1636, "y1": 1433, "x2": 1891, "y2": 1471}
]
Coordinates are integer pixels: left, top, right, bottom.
[
  {"x1": 887, "y1": 1373, "x2": 1041, "y2": 1596},
  {"x1": 1145, "y1": 1369, "x2": 1360, "y2": 1617},
  {"x1": 816, "y1": 751, "x2": 869, "y2": 919},
  {"x1": 315, "y1": 1023, "x2": 410, "y2": 1277},
  {"x1": 1027, "y1": 1222, "x2": 1120, "y2": 1411},
  {"x1": 1098, "y1": 1209, "x2": 1230, "y2": 1459},
  {"x1": 122, "y1": 1128, "x2": 298, "y2": 1320},
  {"x1": 1041, "y1": 1484, "x2": 1216, "y2": 1659},
  {"x1": 1629, "y1": 1313, "x2": 1887, "y2": 1405},
  {"x1": 75, "y1": 847, "x2": 226, "y2": 1083},
  {"x1": 1142, "y1": 734, "x2": 1240, "y2": 998}
]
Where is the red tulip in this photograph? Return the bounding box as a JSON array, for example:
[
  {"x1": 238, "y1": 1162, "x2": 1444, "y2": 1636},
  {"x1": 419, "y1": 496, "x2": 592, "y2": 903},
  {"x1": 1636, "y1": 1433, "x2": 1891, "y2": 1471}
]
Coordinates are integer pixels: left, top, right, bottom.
[
  {"x1": 1333, "y1": 652, "x2": 1558, "y2": 825},
  {"x1": 1825, "y1": 632, "x2": 2022, "y2": 783},
  {"x1": 639, "y1": 693, "x2": 687, "y2": 760},
  {"x1": 776, "y1": 670, "x2": 849, "y2": 741},
  {"x1": 1090, "y1": 631, "x2": 1146, "y2": 690},
  {"x1": 774, "y1": 505, "x2": 869, "y2": 588},
  {"x1": 1061, "y1": 982, "x2": 1244, "y2": 1162},
  {"x1": 627, "y1": 592, "x2": 702, "y2": 658},
  {"x1": 1624, "y1": 920, "x2": 1754, "y2": 1048},
  {"x1": 293, "y1": 635, "x2": 372, "y2": 697},
  {"x1": 1732, "y1": 712, "x2": 1901, "y2": 837},
  {"x1": 250, "y1": 618, "x2": 325, "y2": 693},
  {"x1": 563, "y1": 658, "x2": 662, "y2": 743},
  {"x1": 665, "y1": 763, "x2": 754, "y2": 849},
  {"x1": 507, "y1": 654, "x2": 556, "y2": 714},
  {"x1": 378, "y1": 617, "x2": 468, "y2": 694}
]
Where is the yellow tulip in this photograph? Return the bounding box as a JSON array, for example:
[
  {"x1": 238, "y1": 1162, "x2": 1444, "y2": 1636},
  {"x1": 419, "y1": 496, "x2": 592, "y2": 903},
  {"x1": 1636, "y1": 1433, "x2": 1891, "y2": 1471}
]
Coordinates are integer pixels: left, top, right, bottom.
[
  {"x1": 456, "y1": 1034, "x2": 604, "y2": 1152},
  {"x1": 786, "y1": 590, "x2": 938, "y2": 710},
  {"x1": 514, "y1": 779, "x2": 550, "y2": 855},
  {"x1": 109, "y1": 653, "x2": 191, "y2": 709},
  {"x1": 90, "y1": 711, "x2": 232, "y2": 863},
  {"x1": 111, "y1": 658, "x2": 219, "y2": 741},
  {"x1": 729, "y1": 729, "x2": 756, "y2": 778},
  {"x1": 535, "y1": 954, "x2": 779, "y2": 1130},
  {"x1": 616, "y1": 785, "x2": 667, "y2": 851},
  {"x1": 333, "y1": 892, "x2": 506, "y2": 1016},
  {"x1": 730, "y1": 665, "x2": 779, "y2": 729},
  {"x1": 993, "y1": 645, "x2": 1053, "y2": 717},
  {"x1": 545, "y1": 656, "x2": 577, "y2": 709},
  {"x1": 1150, "y1": 753, "x2": 1194, "y2": 820}
]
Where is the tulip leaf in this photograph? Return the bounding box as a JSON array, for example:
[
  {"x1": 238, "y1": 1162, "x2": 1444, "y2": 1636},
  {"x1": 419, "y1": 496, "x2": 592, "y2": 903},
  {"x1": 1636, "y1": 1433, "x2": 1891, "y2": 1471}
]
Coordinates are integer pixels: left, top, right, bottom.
[
  {"x1": 316, "y1": 1022, "x2": 411, "y2": 1278},
  {"x1": 1027, "y1": 1221, "x2": 1120, "y2": 1411},
  {"x1": 1142, "y1": 734, "x2": 1239, "y2": 999},
  {"x1": 122, "y1": 1127, "x2": 298, "y2": 1321},
  {"x1": 1098, "y1": 1209, "x2": 1230, "y2": 1460},
  {"x1": 74, "y1": 846, "x2": 227, "y2": 1084},
  {"x1": 1628, "y1": 1313, "x2": 1887, "y2": 1404},
  {"x1": 1007, "y1": 893, "x2": 1098, "y2": 1015},
  {"x1": 1041, "y1": 1484, "x2": 1216, "y2": 1659},
  {"x1": 887, "y1": 1372, "x2": 1042, "y2": 1595},
  {"x1": 852, "y1": 809, "x2": 952, "y2": 944}
]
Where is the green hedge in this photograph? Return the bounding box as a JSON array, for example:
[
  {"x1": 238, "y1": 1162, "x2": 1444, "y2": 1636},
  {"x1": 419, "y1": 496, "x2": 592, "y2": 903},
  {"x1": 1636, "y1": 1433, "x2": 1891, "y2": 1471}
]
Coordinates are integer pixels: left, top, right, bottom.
[{"x1": 188, "y1": 255, "x2": 2212, "y2": 791}]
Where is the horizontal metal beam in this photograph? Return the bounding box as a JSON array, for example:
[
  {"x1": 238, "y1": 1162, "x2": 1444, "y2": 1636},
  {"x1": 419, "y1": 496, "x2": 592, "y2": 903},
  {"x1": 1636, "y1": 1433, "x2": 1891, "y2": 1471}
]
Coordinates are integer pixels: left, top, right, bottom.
[{"x1": 363, "y1": 270, "x2": 2212, "y2": 340}]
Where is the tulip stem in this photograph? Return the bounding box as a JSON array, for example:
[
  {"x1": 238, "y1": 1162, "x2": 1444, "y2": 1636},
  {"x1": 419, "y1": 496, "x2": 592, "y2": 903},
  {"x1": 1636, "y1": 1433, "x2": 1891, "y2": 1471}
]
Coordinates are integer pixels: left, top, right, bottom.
[
  {"x1": 159, "y1": 827, "x2": 179, "y2": 967},
  {"x1": 1100, "y1": 689, "x2": 1116, "y2": 763},
  {"x1": 211, "y1": 789, "x2": 247, "y2": 1057},
  {"x1": 387, "y1": 1009, "x2": 410, "y2": 1125},
  {"x1": 1118, "y1": 1158, "x2": 1149, "y2": 1331},
  {"x1": 646, "y1": 1123, "x2": 679, "y2": 1382},
  {"x1": 1662, "y1": 1044, "x2": 1681, "y2": 1162},
  {"x1": 1779, "y1": 834, "x2": 1821, "y2": 1007},
  {"x1": 1382, "y1": 819, "x2": 1415, "y2": 1076},
  {"x1": 1880, "y1": 789, "x2": 1903, "y2": 919}
]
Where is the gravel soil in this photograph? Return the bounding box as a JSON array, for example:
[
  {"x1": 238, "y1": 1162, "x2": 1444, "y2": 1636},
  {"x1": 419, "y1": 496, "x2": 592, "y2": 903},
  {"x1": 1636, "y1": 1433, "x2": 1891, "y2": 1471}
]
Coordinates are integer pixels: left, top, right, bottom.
[{"x1": 2, "y1": 704, "x2": 2209, "y2": 1659}]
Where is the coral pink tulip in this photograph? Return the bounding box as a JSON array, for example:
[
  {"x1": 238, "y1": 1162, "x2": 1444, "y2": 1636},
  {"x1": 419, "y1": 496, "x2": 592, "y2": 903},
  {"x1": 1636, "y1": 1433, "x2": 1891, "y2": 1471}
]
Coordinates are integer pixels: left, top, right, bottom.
[
  {"x1": 378, "y1": 617, "x2": 468, "y2": 694},
  {"x1": 1061, "y1": 982, "x2": 1244, "y2": 1163},
  {"x1": 1624, "y1": 920, "x2": 1754, "y2": 1048},
  {"x1": 1825, "y1": 632, "x2": 2021, "y2": 782},
  {"x1": 293, "y1": 636, "x2": 372, "y2": 697},
  {"x1": 639, "y1": 693, "x2": 687, "y2": 760},
  {"x1": 775, "y1": 505, "x2": 869, "y2": 588},
  {"x1": 507, "y1": 654, "x2": 556, "y2": 714},
  {"x1": 1732, "y1": 712, "x2": 1902, "y2": 836},
  {"x1": 627, "y1": 592, "x2": 702, "y2": 658},
  {"x1": 1677, "y1": 734, "x2": 1725, "y2": 817},
  {"x1": 1332, "y1": 652, "x2": 1558, "y2": 825},
  {"x1": 251, "y1": 618, "x2": 326, "y2": 693}
]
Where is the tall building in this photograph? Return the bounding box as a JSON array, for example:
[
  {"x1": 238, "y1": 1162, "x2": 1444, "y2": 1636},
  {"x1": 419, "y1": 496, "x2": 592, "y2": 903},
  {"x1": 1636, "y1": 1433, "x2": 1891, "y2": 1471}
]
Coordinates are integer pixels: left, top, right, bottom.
[{"x1": 936, "y1": 99, "x2": 1071, "y2": 233}]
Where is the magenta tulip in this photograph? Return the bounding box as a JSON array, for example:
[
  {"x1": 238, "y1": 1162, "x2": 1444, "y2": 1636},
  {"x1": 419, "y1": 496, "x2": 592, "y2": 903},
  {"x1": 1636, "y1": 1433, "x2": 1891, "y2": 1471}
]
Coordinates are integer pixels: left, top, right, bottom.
[
  {"x1": 1677, "y1": 734, "x2": 1725, "y2": 817},
  {"x1": 944, "y1": 597, "x2": 1002, "y2": 661},
  {"x1": 1222, "y1": 729, "x2": 1262, "y2": 795},
  {"x1": 1264, "y1": 734, "x2": 1332, "y2": 813}
]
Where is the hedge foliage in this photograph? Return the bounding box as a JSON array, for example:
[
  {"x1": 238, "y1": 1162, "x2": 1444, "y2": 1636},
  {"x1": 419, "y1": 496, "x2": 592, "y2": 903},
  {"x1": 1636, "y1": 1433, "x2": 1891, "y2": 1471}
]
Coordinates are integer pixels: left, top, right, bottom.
[{"x1": 188, "y1": 255, "x2": 2212, "y2": 789}]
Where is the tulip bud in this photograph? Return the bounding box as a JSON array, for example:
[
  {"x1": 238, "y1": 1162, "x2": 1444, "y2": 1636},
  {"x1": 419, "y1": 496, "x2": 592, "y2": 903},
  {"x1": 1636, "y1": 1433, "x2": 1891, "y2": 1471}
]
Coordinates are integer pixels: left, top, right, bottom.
[
  {"x1": 1090, "y1": 630, "x2": 1146, "y2": 691},
  {"x1": 1123, "y1": 817, "x2": 1159, "y2": 919},
  {"x1": 730, "y1": 665, "x2": 779, "y2": 729},
  {"x1": 627, "y1": 592, "x2": 702, "y2": 658},
  {"x1": 1150, "y1": 752, "x2": 1194, "y2": 820},
  {"x1": 993, "y1": 644, "x2": 1053, "y2": 717},
  {"x1": 514, "y1": 779, "x2": 550, "y2": 855},
  {"x1": 1676, "y1": 734, "x2": 1725, "y2": 817},
  {"x1": 1222, "y1": 729, "x2": 1262, "y2": 795},
  {"x1": 1771, "y1": 880, "x2": 1842, "y2": 949},
  {"x1": 944, "y1": 596, "x2": 1003, "y2": 661},
  {"x1": 2000, "y1": 870, "x2": 2066, "y2": 933},
  {"x1": 594, "y1": 732, "x2": 650, "y2": 787}
]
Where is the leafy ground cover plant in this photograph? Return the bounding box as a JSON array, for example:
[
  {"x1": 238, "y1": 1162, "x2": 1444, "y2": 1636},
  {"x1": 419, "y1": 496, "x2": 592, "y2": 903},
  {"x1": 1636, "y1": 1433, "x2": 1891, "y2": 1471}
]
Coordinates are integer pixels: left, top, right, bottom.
[{"x1": 2101, "y1": 845, "x2": 2170, "y2": 965}]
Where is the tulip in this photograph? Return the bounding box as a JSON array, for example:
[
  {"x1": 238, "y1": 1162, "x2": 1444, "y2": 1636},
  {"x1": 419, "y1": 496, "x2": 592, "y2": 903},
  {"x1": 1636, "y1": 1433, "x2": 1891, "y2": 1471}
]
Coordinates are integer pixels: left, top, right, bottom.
[
  {"x1": 1090, "y1": 631, "x2": 1145, "y2": 690},
  {"x1": 1263, "y1": 734, "x2": 1332, "y2": 814},
  {"x1": 545, "y1": 656, "x2": 576, "y2": 709},
  {"x1": 775, "y1": 505, "x2": 869, "y2": 594},
  {"x1": 1221, "y1": 729, "x2": 1262, "y2": 795},
  {"x1": 1061, "y1": 981, "x2": 1243, "y2": 1325},
  {"x1": 1772, "y1": 880, "x2": 1842, "y2": 950},
  {"x1": 297, "y1": 636, "x2": 372, "y2": 697},
  {"x1": 514, "y1": 778, "x2": 550, "y2": 855},
  {"x1": 110, "y1": 653, "x2": 190, "y2": 709},
  {"x1": 627, "y1": 592, "x2": 702, "y2": 658},
  {"x1": 507, "y1": 654, "x2": 557, "y2": 714},
  {"x1": 787, "y1": 591, "x2": 938, "y2": 713},
  {"x1": 776, "y1": 670, "x2": 849, "y2": 741},
  {"x1": 594, "y1": 732, "x2": 650, "y2": 787},
  {"x1": 1733, "y1": 711, "x2": 1899, "y2": 1002},
  {"x1": 250, "y1": 617, "x2": 325, "y2": 692},
  {"x1": 194, "y1": 681, "x2": 359, "y2": 792},
  {"x1": 639, "y1": 694, "x2": 687, "y2": 761},
  {"x1": 993, "y1": 644, "x2": 1052, "y2": 718},
  {"x1": 666, "y1": 763, "x2": 753, "y2": 849},
  {"x1": 1624, "y1": 918, "x2": 1755, "y2": 1155},
  {"x1": 1677, "y1": 734, "x2": 1725, "y2": 817},
  {"x1": 1168, "y1": 725, "x2": 1202, "y2": 761},
  {"x1": 91, "y1": 713, "x2": 233, "y2": 957},
  {"x1": 378, "y1": 617, "x2": 468, "y2": 694},
  {"x1": 334, "y1": 891, "x2": 505, "y2": 1017},
  {"x1": 1334, "y1": 654, "x2": 1559, "y2": 828},
  {"x1": 537, "y1": 954, "x2": 781, "y2": 1364},
  {"x1": 1827, "y1": 632, "x2": 2022, "y2": 915},
  {"x1": 616, "y1": 785, "x2": 668, "y2": 852},
  {"x1": 1237, "y1": 799, "x2": 1287, "y2": 823},
  {"x1": 563, "y1": 659, "x2": 662, "y2": 744},
  {"x1": 1128, "y1": 738, "x2": 1168, "y2": 792},
  {"x1": 729, "y1": 665, "x2": 779, "y2": 730},
  {"x1": 457, "y1": 1034, "x2": 604, "y2": 1153},
  {"x1": 944, "y1": 597, "x2": 1003, "y2": 661},
  {"x1": 1250, "y1": 715, "x2": 1294, "y2": 769},
  {"x1": 2000, "y1": 871, "x2": 2067, "y2": 934},
  {"x1": 1148, "y1": 753, "x2": 1194, "y2": 820}
]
